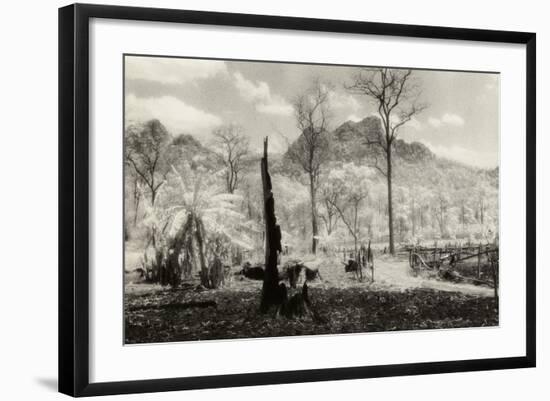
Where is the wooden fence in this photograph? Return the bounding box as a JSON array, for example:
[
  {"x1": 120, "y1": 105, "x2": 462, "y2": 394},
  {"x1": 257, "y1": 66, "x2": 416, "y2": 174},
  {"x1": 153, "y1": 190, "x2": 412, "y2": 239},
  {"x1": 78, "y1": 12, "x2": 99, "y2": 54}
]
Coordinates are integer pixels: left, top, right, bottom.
[{"x1": 402, "y1": 242, "x2": 499, "y2": 297}]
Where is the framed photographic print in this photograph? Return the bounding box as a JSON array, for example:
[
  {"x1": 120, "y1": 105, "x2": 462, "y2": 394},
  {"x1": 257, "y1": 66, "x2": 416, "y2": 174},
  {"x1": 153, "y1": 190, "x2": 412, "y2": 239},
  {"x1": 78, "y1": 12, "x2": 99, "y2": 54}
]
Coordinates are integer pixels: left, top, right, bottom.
[{"x1": 59, "y1": 3, "x2": 536, "y2": 397}]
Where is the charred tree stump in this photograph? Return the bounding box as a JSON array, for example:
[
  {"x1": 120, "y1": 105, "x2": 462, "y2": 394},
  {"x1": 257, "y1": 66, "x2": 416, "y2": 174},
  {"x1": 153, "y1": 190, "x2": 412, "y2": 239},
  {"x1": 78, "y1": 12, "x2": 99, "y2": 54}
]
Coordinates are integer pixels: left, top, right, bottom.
[
  {"x1": 305, "y1": 266, "x2": 322, "y2": 282},
  {"x1": 259, "y1": 138, "x2": 318, "y2": 320},
  {"x1": 285, "y1": 261, "x2": 304, "y2": 289},
  {"x1": 209, "y1": 257, "x2": 225, "y2": 289},
  {"x1": 280, "y1": 282, "x2": 313, "y2": 318},
  {"x1": 260, "y1": 138, "x2": 285, "y2": 312}
]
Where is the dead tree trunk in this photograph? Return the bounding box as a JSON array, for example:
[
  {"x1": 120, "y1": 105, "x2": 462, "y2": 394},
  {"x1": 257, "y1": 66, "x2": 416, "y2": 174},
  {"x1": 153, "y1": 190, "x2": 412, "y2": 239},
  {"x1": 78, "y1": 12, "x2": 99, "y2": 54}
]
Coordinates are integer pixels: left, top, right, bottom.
[
  {"x1": 259, "y1": 138, "x2": 320, "y2": 321},
  {"x1": 260, "y1": 138, "x2": 285, "y2": 312}
]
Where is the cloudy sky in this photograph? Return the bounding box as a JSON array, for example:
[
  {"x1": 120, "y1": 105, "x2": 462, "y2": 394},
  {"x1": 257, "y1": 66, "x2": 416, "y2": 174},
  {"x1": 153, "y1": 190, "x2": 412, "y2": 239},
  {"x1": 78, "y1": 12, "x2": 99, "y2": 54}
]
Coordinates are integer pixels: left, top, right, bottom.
[{"x1": 125, "y1": 55, "x2": 499, "y2": 168}]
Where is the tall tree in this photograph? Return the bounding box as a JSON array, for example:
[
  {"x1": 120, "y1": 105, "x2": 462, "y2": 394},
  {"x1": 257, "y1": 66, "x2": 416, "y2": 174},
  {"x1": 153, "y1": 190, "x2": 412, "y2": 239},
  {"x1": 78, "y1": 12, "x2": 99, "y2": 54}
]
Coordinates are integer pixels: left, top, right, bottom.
[
  {"x1": 347, "y1": 68, "x2": 426, "y2": 254},
  {"x1": 212, "y1": 124, "x2": 250, "y2": 194},
  {"x1": 125, "y1": 119, "x2": 172, "y2": 206},
  {"x1": 287, "y1": 80, "x2": 332, "y2": 254},
  {"x1": 125, "y1": 119, "x2": 172, "y2": 247}
]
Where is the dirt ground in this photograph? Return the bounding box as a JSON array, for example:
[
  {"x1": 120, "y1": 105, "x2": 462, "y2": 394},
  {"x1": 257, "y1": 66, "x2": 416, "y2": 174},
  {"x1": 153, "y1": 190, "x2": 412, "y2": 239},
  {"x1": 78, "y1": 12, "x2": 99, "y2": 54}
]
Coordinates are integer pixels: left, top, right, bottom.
[{"x1": 124, "y1": 254, "x2": 498, "y2": 344}]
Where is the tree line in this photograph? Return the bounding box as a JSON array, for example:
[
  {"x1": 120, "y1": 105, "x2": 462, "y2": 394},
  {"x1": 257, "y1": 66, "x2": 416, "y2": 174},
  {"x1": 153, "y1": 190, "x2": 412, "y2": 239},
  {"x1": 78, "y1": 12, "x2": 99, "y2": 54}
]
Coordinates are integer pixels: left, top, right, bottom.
[{"x1": 125, "y1": 68, "x2": 498, "y2": 280}]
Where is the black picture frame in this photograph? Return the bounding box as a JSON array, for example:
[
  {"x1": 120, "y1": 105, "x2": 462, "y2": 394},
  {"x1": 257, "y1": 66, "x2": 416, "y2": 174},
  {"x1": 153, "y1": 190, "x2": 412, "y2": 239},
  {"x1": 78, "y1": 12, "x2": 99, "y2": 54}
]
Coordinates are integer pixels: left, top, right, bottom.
[{"x1": 59, "y1": 3, "x2": 536, "y2": 397}]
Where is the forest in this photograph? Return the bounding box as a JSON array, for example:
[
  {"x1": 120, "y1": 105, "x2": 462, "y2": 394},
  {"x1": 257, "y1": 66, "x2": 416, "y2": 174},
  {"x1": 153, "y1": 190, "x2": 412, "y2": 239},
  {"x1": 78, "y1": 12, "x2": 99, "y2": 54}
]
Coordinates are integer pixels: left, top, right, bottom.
[{"x1": 124, "y1": 68, "x2": 499, "y2": 343}]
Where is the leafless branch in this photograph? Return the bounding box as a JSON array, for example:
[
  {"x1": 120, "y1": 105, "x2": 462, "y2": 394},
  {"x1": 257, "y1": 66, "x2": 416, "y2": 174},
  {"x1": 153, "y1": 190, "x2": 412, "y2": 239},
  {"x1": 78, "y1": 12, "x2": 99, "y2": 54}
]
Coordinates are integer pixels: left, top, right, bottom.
[{"x1": 211, "y1": 124, "x2": 250, "y2": 193}]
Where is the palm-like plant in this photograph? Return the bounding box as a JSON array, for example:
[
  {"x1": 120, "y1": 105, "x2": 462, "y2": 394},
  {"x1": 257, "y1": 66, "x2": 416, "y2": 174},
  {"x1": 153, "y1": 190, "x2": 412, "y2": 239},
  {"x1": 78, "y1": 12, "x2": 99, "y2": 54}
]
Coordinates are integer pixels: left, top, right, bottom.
[{"x1": 157, "y1": 161, "x2": 256, "y2": 288}]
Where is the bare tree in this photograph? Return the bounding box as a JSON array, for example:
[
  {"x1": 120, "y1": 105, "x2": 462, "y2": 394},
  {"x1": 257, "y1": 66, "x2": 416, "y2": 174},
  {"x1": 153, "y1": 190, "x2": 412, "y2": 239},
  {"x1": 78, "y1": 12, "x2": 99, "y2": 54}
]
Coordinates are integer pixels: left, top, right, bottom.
[
  {"x1": 125, "y1": 119, "x2": 172, "y2": 247},
  {"x1": 125, "y1": 119, "x2": 171, "y2": 206},
  {"x1": 212, "y1": 124, "x2": 250, "y2": 194},
  {"x1": 347, "y1": 68, "x2": 426, "y2": 254},
  {"x1": 329, "y1": 190, "x2": 368, "y2": 261},
  {"x1": 287, "y1": 80, "x2": 332, "y2": 254},
  {"x1": 325, "y1": 164, "x2": 370, "y2": 265},
  {"x1": 319, "y1": 180, "x2": 341, "y2": 236}
]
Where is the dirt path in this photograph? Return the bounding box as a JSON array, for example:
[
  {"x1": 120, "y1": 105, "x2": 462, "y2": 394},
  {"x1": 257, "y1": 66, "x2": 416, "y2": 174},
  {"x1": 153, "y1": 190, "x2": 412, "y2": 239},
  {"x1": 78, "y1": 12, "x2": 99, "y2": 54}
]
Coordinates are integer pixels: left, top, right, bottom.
[
  {"x1": 374, "y1": 257, "x2": 494, "y2": 297},
  {"x1": 301, "y1": 255, "x2": 494, "y2": 297}
]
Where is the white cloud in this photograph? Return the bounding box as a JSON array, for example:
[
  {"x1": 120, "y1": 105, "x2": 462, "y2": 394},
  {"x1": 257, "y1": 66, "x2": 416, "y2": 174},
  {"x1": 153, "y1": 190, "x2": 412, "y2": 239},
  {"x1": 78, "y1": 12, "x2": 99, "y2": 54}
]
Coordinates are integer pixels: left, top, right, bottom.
[
  {"x1": 425, "y1": 142, "x2": 497, "y2": 168},
  {"x1": 428, "y1": 112, "x2": 465, "y2": 128},
  {"x1": 125, "y1": 57, "x2": 227, "y2": 84},
  {"x1": 256, "y1": 100, "x2": 294, "y2": 116},
  {"x1": 346, "y1": 114, "x2": 362, "y2": 122},
  {"x1": 233, "y1": 72, "x2": 270, "y2": 101},
  {"x1": 428, "y1": 117, "x2": 442, "y2": 128},
  {"x1": 125, "y1": 94, "x2": 222, "y2": 135},
  {"x1": 441, "y1": 113, "x2": 465, "y2": 126},
  {"x1": 328, "y1": 90, "x2": 360, "y2": 111},
  {"x1": 326, "y1": 88, "x2": 365, "y2": 124},
  {"x1": 233, "y1": 72, "x2": 293, "y2": 116}
]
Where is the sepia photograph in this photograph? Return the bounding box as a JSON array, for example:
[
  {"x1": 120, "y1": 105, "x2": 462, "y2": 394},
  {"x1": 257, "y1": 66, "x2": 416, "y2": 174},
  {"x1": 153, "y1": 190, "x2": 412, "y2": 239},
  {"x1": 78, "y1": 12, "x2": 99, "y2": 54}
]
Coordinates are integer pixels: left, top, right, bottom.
[{"x1": 123, "y1": 55, "x2": 500, "y2": 344}]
